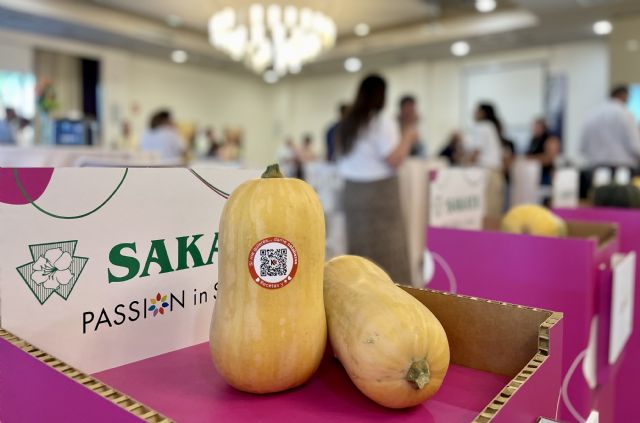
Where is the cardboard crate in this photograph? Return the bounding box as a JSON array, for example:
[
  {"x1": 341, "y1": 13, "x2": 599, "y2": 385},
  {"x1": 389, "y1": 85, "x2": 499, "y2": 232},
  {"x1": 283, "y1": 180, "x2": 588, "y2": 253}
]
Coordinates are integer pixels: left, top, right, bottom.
[
  {"x1": 426, "y1": 219, "x2": 618, "y2": 422},
  {"x1": 0, "y1": 288, "x2": 562, "y2": 423}
]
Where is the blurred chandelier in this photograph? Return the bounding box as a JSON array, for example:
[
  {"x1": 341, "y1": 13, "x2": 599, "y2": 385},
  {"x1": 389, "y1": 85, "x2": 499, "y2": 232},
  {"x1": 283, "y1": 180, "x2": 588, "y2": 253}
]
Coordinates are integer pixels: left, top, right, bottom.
[{"x1": 208, "y1": 4, "x2": 337, "y2": 76}]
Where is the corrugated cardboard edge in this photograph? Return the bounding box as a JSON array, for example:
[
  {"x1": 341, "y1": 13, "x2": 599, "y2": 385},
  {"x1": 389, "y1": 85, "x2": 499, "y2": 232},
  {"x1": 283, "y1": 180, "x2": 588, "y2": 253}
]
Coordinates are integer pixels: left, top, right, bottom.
[
  {"x1": 0, "y1": 328, "x2": 172, "y2": 423},
  {"x1": 472, "y1": 308, "x2": 563, "y2": 423}
]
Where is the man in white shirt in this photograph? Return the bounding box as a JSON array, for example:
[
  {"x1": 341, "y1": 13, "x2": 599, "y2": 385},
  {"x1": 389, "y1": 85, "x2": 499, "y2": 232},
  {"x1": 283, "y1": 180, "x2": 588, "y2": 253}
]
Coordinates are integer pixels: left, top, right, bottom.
[
  {"x1": 139, "y1": 109, "x2": 186, "y2": 162},
  {"x1": 580, "y1": 85, "x2": 640, "y2": 169}
]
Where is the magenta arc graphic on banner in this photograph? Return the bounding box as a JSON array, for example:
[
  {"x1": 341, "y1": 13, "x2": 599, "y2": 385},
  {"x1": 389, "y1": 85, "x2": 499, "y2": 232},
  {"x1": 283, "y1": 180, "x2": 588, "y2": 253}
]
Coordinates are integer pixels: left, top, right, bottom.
[{"x1": 0, "y1": 168, "x2": 53, "y2": 205}]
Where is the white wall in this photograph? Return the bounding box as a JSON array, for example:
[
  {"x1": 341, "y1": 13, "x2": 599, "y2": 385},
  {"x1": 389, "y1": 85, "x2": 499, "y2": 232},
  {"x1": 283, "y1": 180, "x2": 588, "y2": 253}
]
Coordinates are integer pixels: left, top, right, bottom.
[{"x1": 276, "y1": 40, "x2": 609, "y2": 164}]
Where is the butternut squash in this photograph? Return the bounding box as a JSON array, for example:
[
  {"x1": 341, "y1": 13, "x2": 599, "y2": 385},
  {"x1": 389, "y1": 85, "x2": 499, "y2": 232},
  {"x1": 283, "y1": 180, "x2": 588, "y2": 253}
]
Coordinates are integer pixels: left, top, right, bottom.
[
  {"x1": 501, "y1": 204, "x2": 568, "y2": 237},
  {"x1": 210, "y1": 164, "x2": 326, "y2": 393},
  {"x1": 324, "y1": 255, "x2": 450, "y2": 408}
]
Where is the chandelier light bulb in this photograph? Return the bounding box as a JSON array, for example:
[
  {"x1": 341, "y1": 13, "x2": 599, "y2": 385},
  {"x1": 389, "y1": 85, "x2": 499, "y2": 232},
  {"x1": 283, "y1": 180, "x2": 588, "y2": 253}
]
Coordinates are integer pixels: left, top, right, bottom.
[
  {"x1": 451, "y1": 41, "x2": 470, "y2": 57},
  {"x1": 593, "y1": 20, "x2": 612, "y2": 36},
  {"x1": 249, "y1": 4, "x2": 264, "y2": 25},
  {"x1": 344, "y1": 57, "x2": 362, "y2": 73},
  {"x1": 475, "y1": 0, "x2": 496, "y2": 13}
]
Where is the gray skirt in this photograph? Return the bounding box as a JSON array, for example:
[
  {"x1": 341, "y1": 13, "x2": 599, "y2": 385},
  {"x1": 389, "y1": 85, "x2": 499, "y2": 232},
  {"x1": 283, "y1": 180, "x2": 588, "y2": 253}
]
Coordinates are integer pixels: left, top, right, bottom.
[{"x1": 343, "y1": 176, "x2": 411, "y2": 284}]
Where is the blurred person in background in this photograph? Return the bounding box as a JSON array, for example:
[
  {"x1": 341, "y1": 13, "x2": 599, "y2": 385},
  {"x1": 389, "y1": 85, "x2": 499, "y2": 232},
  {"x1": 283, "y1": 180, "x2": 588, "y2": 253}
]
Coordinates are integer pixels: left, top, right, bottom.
[
  {"x1": 217, "y1": 127, "x2": 243, "y2": 162},
  {"x1": 466, "y1": 103, "x2": 505, "y2": 216},
  {"x1": 139, "y1": 109, "x2": 186, "y2": 162},
  {"x1": 0, "y1": 107, "x2": 17, "y2": 145},
  {"x1": 205, "y1": 126, "x2": 221, "y2": 157},
  {"x1": 277, "y1": 136, "x2": 300, "y2": 177},
  {"x1": 299, "y1": 133, "x2": 318, "y2": 163},
  {"x1": 325, "y1": 103, "x2": 349, "y2": 162},
  {"x1": 580, "y1": 85, "x2": 640, "y2": 171},
  {"x1": 398, "y1": 95, "x2": 425, "y2": 157},
  {"x1": 297, "y1": 133, "x2": 318, "y2": 180},
  {"x1": 527, "y1": 118, "x2": 561, "y2": 186},
  {"x1": 336, "y1": 74, "x2": 417, "y2": 284},
  {"x1": 15, "y1": 117, "x2": 34, "y2": 146},
  {"x1": 439, "y1": 131, "x2": 464, "y2": 165}
]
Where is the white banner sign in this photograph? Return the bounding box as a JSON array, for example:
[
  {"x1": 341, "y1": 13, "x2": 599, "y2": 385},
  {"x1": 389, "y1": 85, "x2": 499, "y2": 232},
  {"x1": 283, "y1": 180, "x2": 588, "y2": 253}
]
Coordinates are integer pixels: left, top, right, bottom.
[
  {"x1": 429, "y1": 168, "x2": 486, "y2": 230},
  {"x1": 552, "y1": 168, "x2": 579, "y2": 208},
  {"x1": 609, "y1": 252, "x2": 636, "y2": 364},
  {"x1": 0, "y1": 167, "x2": 258, "y2": 373}
]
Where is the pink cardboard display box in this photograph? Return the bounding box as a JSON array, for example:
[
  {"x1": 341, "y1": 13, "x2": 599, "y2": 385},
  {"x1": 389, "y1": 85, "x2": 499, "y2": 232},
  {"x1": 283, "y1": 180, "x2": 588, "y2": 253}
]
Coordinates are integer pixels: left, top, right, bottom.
[
  {"x1": 0, "y1": 288, "x2": 563, "y2": 423},
  {"x1": 553, "y1": 207, "x2": 640, "y2": 421},
  {"x1": 426, "y1": 219, "x2": 618, "y2": 422}
]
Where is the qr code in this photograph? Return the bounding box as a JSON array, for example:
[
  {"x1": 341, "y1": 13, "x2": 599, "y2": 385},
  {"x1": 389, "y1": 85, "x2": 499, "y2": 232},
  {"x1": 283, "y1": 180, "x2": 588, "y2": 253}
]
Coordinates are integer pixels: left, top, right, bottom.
[{"x1": 260, "y1": 248, "x2": 287, "y2": 277}]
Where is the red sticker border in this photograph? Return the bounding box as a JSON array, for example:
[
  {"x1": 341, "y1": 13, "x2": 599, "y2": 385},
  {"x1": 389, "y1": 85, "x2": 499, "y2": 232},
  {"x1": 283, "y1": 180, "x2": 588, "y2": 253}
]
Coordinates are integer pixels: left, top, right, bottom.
[{"x1": 248, "y1": 237, "x2": 298, "y2": 289}]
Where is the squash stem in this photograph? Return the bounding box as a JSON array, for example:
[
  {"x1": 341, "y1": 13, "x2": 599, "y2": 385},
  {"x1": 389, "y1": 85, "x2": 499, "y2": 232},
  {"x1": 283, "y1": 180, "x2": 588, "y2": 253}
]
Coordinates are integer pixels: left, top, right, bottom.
[
  {"x1": 261, "y1": 164, "x2": 284, "y2": 179},
  {"x1": 406, "y1": 359, "x2": 430, "y2": 389}
]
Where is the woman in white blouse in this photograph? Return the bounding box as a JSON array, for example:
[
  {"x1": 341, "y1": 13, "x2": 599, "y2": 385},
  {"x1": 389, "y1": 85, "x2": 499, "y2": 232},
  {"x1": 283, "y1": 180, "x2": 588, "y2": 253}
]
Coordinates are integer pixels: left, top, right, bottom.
[
  {"x1": 336, "y1": 74, "x2": 417, "y2": 284},
  {"x1": 466, "y1": 103, "x2": 506, "y2": 216}
]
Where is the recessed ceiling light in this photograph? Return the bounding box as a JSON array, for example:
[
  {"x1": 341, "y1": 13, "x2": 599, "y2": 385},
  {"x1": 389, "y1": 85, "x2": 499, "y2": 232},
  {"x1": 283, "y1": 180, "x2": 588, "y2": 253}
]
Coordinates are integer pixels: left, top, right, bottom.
[
  {"x1": 171, "y1": 49, "x2": 188, "y2": 63},
  {"x1": 166, "y1": 14, "x2": 182, "y2": 28},
  {"x1": 475, "y1": 0, "x2": 496, "y2": 13},
  {"x1": 451, "y1": 41, "x2": 470, "y2": 57},
  {"x1": 264, "y1": 70, "x2": 279, "y2": 84},
  {"x1": 593, "y1": 20, "x2": 612, "y2": 36},
  {"x1": 354, "y1": 23, "x2": 370, "y2": 37},
  {"x1": 344, "y1": 57, "x2": 362, "y2": 73}
]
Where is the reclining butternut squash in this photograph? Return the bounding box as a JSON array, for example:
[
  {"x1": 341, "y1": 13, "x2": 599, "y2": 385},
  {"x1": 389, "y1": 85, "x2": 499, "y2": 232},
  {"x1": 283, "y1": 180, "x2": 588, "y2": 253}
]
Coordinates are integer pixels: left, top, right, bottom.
[{"x1": 324, "y1": 255, "x2": 450, "y2": 408}]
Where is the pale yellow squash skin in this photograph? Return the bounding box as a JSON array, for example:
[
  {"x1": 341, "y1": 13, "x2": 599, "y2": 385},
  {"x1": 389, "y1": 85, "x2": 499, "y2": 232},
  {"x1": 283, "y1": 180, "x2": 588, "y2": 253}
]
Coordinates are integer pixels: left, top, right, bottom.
[
  {"x1": 210, "y1": 169, "x2": 326, "y2": 394},
  {"x1": 324, "y1": 256, "x2": 450, "y2": 408},
  {"x1": 501, "y1": 204, "x2": 568, "y2": 237}
]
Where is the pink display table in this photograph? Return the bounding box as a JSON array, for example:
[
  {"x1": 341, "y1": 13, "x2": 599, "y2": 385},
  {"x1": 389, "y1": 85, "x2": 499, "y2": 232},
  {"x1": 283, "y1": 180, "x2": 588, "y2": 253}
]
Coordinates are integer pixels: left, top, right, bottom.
[
  {"x1": 95, "y1": 343, "x2": 508, "y2": 423},
  {"x1": 426, "y1": 220, "x2": 618, "y2": 422},
  {"x1": 554, "y1": 207, "x2": 640, "y2": 422},
  {"x1": 1, "y1": 288, "x2": 563, "y2": 422}
]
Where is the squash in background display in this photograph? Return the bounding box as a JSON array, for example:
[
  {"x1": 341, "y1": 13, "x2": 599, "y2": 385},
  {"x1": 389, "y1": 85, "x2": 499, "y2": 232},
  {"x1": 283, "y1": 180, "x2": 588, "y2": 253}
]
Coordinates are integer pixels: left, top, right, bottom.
[
  {"x1": 210, "y1": 164, "x2": 326, "y2": 393},
  {"x1": 593, "y1": 184, "x2": 640, "y2": 209},
  {"x1": 501, "y1": 204, "x2": 568, "y2": 237},
  {"x1": 324, "y1": 255, "x2": 450, "y2": 409}
]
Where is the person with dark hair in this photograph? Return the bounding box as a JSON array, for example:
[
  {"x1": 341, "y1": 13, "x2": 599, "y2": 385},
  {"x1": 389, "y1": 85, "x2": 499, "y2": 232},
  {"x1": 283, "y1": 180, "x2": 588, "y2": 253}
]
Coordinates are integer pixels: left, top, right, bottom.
[
  {"x1": 466, "y1": 103, "x2": 506, "y2": 216},
  {"x1": 439, "y1": 131, "x2": 464, "y2": 165},
  {"x1": 139, "y1": 109, "x2": 186, "y2": 161},
  {"x1": 325, "y1": 103, "x2": 349, "y2": 162},
  {"x1": 398, "y1": 95, "x2": 425, "y2": 157},
  {"x1": 580, "y1": 84, "x2": 640, "y2": 169},
  {"x1": 467, "y1": 103, "x2": 503, "y2": 170},
  {"x1": 336, "y1": 74, "x2": 417, "y2": 284},
  {"x1": 527, "y1": 118, "x2": 561, "y2": 186}
]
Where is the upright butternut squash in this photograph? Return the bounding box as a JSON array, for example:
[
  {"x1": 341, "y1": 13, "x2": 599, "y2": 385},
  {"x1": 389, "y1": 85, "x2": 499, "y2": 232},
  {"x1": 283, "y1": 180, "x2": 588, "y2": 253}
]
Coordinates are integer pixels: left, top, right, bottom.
[
  {"x1": 210, "y1": 164, "x2": 326, "y2": 393},
  {"x1": 324, "y1": 256, "x2": 450, "y2": 408}
]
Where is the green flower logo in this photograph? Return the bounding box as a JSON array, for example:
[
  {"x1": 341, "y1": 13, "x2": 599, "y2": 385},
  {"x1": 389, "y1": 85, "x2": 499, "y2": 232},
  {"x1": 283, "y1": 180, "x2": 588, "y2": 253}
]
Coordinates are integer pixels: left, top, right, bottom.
[{"x1": 17, "y1": 241, "x2": 88, "y2": 304}]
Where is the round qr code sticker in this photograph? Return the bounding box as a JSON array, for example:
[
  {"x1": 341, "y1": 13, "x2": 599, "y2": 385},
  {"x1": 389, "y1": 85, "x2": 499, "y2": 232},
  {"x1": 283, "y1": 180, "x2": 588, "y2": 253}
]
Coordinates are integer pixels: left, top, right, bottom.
[{"x1": 248, "y1": 237, "x2": 298, "y2": 289}]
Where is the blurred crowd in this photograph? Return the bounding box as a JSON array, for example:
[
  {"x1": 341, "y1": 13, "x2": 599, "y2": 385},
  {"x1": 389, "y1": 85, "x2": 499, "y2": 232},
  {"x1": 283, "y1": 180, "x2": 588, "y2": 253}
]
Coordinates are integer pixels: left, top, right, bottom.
[
  {"x1": 128, "y1": 109, "x2": 244, "y2": 164},
  {"x1": 277, "y1": 74, "x2": 640, "y2": 282}
]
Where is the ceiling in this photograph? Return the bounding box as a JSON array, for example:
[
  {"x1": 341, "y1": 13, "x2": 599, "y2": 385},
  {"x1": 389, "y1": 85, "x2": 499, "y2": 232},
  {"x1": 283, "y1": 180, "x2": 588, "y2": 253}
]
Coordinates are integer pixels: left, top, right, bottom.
[
  {"x1": 1, "y1": 0, "x2": 640, "y2": 78},
  {"x1": 85, "y1": 0, "x2": 515, "y2": 36}
]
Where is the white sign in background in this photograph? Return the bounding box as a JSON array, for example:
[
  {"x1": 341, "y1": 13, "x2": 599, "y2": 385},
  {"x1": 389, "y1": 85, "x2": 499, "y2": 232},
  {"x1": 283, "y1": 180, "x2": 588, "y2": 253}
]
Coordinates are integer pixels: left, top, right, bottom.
[
  {"x1": 0, "y1": 167, "x2": 258, "y2": 373},
  {"x1": 609, "y1": 252, "x2": 636, "y2": 364},
  {"x1": 551, "y1": 168, "x2": 579, "y2": 208},
  {"x1": 429, "y1": 168, "x2": 486, "y2": 230}
]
